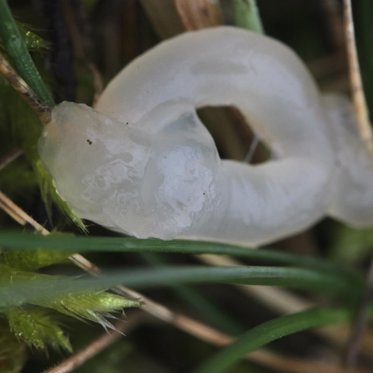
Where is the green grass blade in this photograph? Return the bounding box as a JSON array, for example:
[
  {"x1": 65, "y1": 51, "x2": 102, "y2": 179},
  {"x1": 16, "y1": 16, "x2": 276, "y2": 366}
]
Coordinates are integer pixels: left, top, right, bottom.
[
  {"x1": 233, "y1": 0, "x2": 264, "y2": 33},
  {"x1": 0, "y1": 231, "x2": 361, "y2": 283},
  {"x1": 193, "y1": 307, "x2": 351, "y2": 373},
  {"x1": 0, "y1": 0, "x2": 54, "y2": 106},
  {"x1": 141, "y1": 253, "x2": 243, "y2": 334},
  {"x1": 0, "y1": 265, "x2": 355, "y2": 308}
]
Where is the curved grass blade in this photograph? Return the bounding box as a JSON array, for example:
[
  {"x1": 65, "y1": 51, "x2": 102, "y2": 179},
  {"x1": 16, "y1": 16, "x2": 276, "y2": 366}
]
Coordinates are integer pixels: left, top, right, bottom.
[{"x1": 193, "y1": 307, "x2": 352, "y2": 373}]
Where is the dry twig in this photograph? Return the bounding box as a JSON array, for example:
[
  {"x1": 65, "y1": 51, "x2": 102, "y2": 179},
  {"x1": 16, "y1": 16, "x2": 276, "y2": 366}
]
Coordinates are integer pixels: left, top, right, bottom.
[
  {"x1": 0, "y1": 190, "x2": 49, "y2": 233},
  {"x1": 174, "y1": 0, "x2": 223, "y2": 30},
  {"x1": 43, "y1": 313, "x2": 145, "y2": 373},
  {"x1": 343, "y1": 0, "x2": 373, "y2": 150},
  {"x1": 0, "y1": 52, "x2": 51, "y2": 124},
  {"x1": 0, "y1": 149, "x2": 23, "y2": 172}
]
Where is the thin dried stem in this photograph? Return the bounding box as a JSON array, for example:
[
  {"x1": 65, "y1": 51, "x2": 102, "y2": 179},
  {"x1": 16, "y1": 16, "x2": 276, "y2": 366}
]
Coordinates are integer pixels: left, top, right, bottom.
[
  {"x1": 69, "y1": 253, "x2": 102, "y2": 274},
  {"x1": 0, "y1": 149, "x2": 23, "y2": 171},
  {"x1": 0, "y1": 195, "x2": 25, "y2": 225},
  {"x1": 0, "y1": 191, "x2": 49, "y2": 234},
  {"x1": 0, "y1": 191, "x2": 98, "y2": 272},
  {"x1": 343, "y1": 0, "x2": 373, "y2": 151},
  {"x1": 0, "y1": 52, "x2": 51, "y2": 124},
  {"x1": 43, "y1": 312, "x2": 145, "y2": 373}
]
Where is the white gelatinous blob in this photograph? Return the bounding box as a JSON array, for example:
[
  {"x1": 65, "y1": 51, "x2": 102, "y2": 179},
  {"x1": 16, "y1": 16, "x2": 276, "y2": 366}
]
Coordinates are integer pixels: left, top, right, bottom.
[
  {"x1": 323, "y1": 95, "x2": 373, "y2": 227},
  {"x1": 38, "y1": 26, "x2": 373, "y2": 246}
]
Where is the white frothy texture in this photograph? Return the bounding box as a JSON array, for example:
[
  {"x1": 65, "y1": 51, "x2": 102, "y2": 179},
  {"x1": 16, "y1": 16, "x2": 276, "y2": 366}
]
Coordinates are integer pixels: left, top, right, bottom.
[{"x1": 38, "y1": 27, "x2": 373, "y2": 246}]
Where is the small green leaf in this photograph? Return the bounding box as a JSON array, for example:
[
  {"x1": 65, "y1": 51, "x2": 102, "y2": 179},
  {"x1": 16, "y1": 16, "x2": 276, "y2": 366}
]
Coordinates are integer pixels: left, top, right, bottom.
[
  {"x1": 233, "y1": 0, "x2": 264, "y2": 33},
  {"x1": 42, "y1": 291, "x2": 140, "y2": 328},
  {"x1": 34, "y1": 159, "x2": 87, "y2": 231},
  {"x1": 6, "y1": 307, "x2": 72, "y2": 352}
]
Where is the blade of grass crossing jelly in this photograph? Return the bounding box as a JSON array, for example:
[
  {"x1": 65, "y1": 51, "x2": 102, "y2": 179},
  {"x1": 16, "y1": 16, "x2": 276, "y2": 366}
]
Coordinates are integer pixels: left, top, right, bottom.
[
  {"x1": 0, "y1": 265, "x2": 356, "y2": 308},
  {"x1": 0, "y1": 232, "x2": 362, "y2": 283}
]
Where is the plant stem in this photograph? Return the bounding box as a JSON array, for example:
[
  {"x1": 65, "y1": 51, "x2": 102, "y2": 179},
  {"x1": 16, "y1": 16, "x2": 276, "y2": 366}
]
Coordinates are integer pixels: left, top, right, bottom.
[
  {"x1": 0, "y1": 52, "x2": 51, "y2": 123},
  {"x1": 0, "y1": 0, "x2": 54, "y2": 107},
  {"x1": 233, "y1": 0, "x2": 264, "y2": 33},
  {"x1": 343, "y1": 0, "x2": 373, "y2": 151}
]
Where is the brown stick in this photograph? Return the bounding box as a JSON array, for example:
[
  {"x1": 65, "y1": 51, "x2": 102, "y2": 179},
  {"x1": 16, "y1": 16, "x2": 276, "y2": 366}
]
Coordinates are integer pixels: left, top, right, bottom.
[
  {"x1": 43, "y1": 313, "x2": 145, "y2": 373},
  {"x1": 0, "y1": 149, "x2": 23, "y2": 172},
  {"x1": 0, "y1": 52, "x2": 51, "y2": 124},
  {"x1": 343, "y1": 0, "x2": 373, "y2": 151},
  {"x1": 0, "y1": 190, "x2": 49, "y2": 233},
  {"x1": 174, "y1": 0, "x2": 223, "y2": 30}
]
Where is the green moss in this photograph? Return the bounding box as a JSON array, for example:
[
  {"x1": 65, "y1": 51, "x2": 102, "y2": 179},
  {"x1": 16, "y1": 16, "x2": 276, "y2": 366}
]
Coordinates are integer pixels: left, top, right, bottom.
[
  {"x1": 44, "y1": 291, "x2": 140, "y2": 328},
  {"x1": 0, "y1": 263, "x2": 139, "y2": 352},
  {"x1": 0, "y1": 321, "x2": 26, "y2": 373},
  {"x1": 6, "y1": 307, "x2": 72, "y2": 351},
  {"x1": 0, "y1": 247, "x2": 71, "y2": 271}
]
